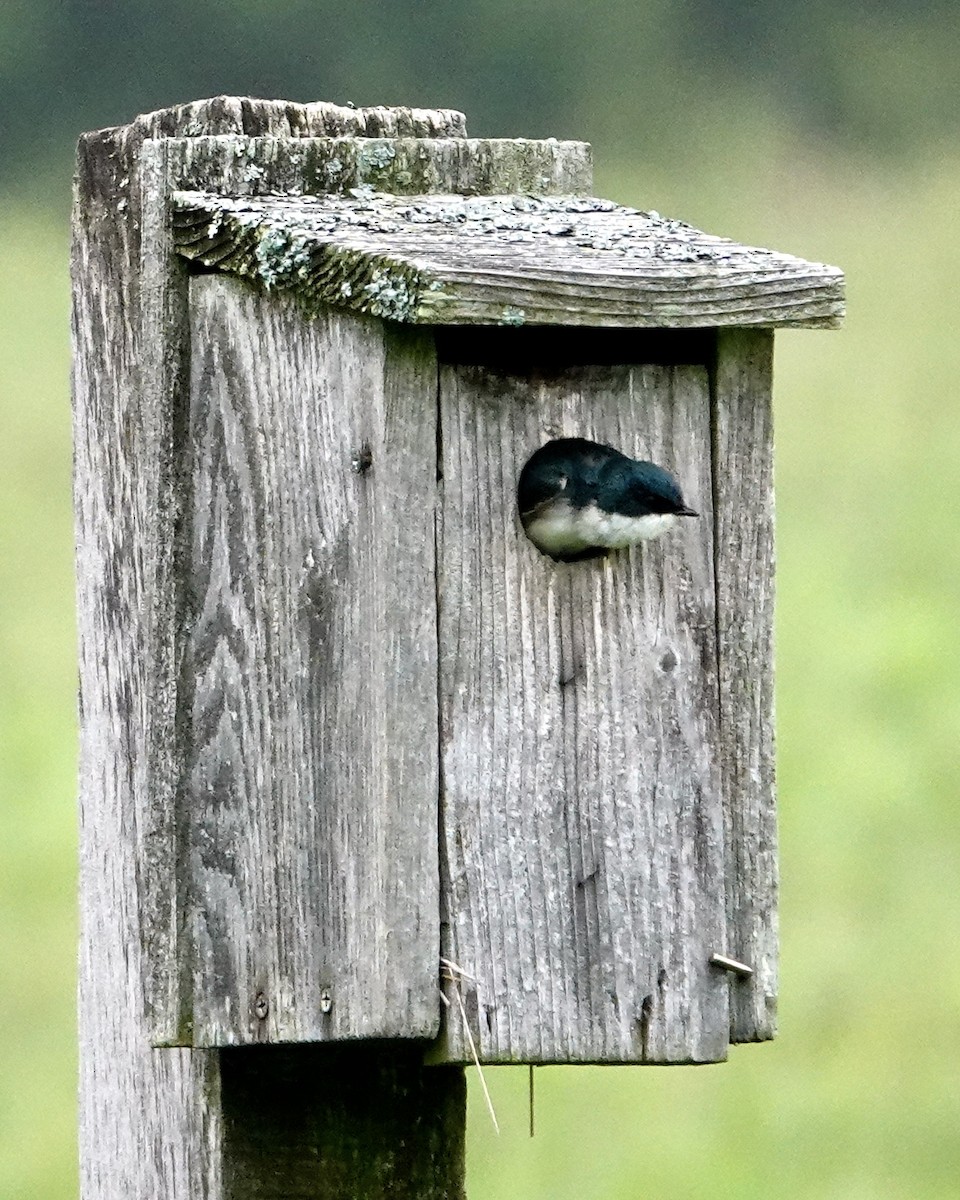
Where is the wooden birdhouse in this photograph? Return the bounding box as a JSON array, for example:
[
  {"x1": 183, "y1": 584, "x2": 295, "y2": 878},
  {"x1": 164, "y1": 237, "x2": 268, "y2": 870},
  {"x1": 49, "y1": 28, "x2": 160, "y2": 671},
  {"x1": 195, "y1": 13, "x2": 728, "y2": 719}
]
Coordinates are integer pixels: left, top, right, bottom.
[{"x1": 72, "y1": 97, "x2": 843, "y2": 1197}]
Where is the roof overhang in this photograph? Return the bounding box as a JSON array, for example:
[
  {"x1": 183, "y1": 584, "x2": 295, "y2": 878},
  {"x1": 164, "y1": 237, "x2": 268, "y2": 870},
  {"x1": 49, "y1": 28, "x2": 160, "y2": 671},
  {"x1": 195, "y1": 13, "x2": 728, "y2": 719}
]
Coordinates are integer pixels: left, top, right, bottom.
[{"x1": 172, "y1": 189, "x2": 845, "y2": 329}]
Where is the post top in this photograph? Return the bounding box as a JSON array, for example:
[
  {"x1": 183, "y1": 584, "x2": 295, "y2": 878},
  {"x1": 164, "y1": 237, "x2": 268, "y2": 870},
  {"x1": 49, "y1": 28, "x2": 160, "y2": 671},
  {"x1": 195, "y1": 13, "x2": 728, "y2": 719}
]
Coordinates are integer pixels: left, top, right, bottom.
[
  {"x1": 84, "y1": 95, "x2": 468, "y2": 143},
  {"x1": 172, "y1": 188, "x2": 845, "y2": 329}
]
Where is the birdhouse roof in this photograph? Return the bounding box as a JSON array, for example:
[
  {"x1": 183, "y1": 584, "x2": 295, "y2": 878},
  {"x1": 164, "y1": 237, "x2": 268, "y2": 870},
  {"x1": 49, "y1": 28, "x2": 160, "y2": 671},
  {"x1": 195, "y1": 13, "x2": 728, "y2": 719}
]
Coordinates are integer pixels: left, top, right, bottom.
[{"x1": 171, "y1": 188, "x2": 844, "y2": 329}]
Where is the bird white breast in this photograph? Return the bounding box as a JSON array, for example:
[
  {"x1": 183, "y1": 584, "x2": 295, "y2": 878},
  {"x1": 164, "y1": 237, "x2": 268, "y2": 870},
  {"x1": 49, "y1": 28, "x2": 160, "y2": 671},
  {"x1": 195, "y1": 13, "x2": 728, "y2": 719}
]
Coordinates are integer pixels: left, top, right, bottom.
[
  {"x1": 524, "y1": 501, "x2": 590, "y2": 556},
  {"x1": 524, "y1": 500, "x2": 677, "y2": 556},
  {"x1": 578, "y1": 505, "x2": 677, "y2": 548}
]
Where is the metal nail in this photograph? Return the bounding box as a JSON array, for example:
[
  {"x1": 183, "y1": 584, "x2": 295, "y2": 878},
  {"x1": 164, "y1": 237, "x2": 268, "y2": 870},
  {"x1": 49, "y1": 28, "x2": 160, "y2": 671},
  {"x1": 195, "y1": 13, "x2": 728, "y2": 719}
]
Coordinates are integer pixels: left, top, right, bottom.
[{"x1": 709, "y1": 952, "x2": 753, "y2": 978}]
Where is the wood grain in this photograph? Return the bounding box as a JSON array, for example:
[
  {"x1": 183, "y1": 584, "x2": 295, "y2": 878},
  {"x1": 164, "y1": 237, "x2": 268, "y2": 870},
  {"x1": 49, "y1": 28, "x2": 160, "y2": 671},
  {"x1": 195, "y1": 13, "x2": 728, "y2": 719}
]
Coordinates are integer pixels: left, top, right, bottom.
[
  {"x1": 171, "y1": 190, "x2": 844, "y2": 329},
  {"x1": 182, "y1": 276, "x2": 439, "y2": 1046},
  {"x1": 74, "y1": 102, "x2": 225, "y2": 1200},
  {"x1": 155, "y1": 135, "x2": 592, "y2": 207},
  {"x1": 432, "y1": 349, "x2": 731, "y2": 1064},
  {"x1": 713, "y1": 329, "x2": 779, "y2": 1041},
  {"x1": 120, "y1": 94, "x2": 468, "y2": 140}
]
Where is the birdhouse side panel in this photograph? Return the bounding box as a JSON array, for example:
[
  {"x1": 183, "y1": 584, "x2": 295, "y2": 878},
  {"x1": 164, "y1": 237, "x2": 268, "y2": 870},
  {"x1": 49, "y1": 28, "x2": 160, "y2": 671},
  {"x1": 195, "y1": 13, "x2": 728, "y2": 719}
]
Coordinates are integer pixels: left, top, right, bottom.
[
  {"x1": 179, "y1": 277, "x2": 440, "y2": 1046},
  {"x1": 435, "y1": 350, "x2": 730, "y2": 1064},
  {"x1": 714, "y1": 328, "x2": 778, "y2": 1041}
]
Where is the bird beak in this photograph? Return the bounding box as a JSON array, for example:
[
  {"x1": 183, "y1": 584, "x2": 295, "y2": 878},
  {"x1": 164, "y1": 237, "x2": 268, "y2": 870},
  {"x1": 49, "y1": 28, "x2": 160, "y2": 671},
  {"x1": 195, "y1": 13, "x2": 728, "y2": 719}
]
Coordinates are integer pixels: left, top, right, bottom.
[{"x1": 678, "y1": 506, "x2": 698, "y2": 517}]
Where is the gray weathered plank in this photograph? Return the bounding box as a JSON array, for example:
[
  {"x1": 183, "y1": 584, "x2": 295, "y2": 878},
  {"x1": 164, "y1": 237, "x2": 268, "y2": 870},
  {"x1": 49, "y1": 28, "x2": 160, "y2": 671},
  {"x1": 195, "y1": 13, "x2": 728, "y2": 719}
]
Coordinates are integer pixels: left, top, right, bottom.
[
  {"x1": 432, "y1": 354, "x2": 731, "y2": 1064},
  {"x1": 182, "y1": 276, "x2": 440, "y2": 1046},
  {"x1": 74, "y1": 107, "x2": 225, "y2": 1200},
  {"x1": 123, "y1": 94, "x2": 468, "y2": 140},
  {"x1": 713, "y1": 329, "x2": 779, "y2": 1041},
  {"x1": 171, "y1": 190, "x2": 845, "y2": 329},
  {"x1": 152, "y1": 136, "x2": 592, "y2": 205}
]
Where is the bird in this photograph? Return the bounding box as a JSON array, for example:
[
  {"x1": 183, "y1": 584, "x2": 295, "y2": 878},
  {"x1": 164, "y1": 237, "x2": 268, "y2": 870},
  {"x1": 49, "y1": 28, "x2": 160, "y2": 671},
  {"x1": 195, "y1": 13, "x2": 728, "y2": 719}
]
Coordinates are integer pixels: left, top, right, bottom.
[{"x1": 517, "y1": 437, "x2": 698, "y2": 563}]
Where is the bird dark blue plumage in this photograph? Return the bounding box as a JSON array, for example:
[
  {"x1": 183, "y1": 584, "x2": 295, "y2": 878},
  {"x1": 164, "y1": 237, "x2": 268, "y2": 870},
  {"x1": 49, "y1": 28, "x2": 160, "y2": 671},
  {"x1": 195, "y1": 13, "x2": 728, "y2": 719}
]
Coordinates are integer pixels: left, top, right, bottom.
[{"x1": 517, "y1": 437, "x2": 698, "y2": 562}]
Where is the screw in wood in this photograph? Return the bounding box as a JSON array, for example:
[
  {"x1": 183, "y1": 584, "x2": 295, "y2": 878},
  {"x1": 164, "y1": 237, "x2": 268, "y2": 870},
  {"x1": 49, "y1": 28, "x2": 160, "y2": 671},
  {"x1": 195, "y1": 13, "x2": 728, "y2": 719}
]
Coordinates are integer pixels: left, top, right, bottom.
[
  {"x1": 320, "y1": 988, "x2": 333, "y2": 1014},
  {"x1": 709, "y1": 952, "x2": 754, "y2": 978}
]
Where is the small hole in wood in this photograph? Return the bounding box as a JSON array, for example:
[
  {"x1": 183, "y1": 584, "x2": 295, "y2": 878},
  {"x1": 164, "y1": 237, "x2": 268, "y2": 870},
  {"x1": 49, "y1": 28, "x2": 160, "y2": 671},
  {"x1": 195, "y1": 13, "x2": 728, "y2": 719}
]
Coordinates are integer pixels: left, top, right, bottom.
[
  {"x1": 638, "y1": 994, "x2": 654, "y2": 1062},
  {"x1": 576, "y1": 863, "x2": 599, "y2": 889},
  {"x1": 351, "y1": 443, "x2": 373, "y2": 474},
  {"x1": 659, "y1": 649, "x2": 678, "y2": 672}
]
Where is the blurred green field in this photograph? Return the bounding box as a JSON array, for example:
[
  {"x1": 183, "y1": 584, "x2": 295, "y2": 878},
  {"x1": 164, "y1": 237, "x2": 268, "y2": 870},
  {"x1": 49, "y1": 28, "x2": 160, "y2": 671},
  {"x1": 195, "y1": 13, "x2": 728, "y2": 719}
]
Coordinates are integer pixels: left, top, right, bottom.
[{"x1": 2, "y1": 132, "x2": 958, "y2": 1198}]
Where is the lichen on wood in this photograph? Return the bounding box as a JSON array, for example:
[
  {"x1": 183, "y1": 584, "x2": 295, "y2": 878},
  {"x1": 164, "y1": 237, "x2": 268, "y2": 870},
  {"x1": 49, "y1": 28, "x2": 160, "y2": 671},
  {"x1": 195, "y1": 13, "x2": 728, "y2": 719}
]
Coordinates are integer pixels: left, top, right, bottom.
[
  {"x1": 172, "y1": 189, "x2": 845, "y2": 328},
  {"x1": 158, "y1": 134, "x2": 592, "y2": 201}
]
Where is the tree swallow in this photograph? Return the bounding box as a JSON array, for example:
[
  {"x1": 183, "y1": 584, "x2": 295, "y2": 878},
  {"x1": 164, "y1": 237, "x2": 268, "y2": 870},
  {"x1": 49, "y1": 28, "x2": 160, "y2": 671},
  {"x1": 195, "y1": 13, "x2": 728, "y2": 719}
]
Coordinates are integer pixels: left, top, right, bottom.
[{"x1": 517, "y1": 437, "x2": 698, "y2": 562}]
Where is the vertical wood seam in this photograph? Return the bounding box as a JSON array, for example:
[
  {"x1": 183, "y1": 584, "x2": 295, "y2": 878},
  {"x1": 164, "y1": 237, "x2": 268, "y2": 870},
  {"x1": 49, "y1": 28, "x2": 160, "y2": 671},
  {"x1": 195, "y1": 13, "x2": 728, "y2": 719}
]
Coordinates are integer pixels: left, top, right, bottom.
[
  {"x1": 433, "y1": 343, "x2": 445, "y2": 1039},
  {"x1": 708, "y1": 333, "x2": 728, "y2": 972},
  {"x1": 171, "y1": 257, "x2": 197, "y2": 1046}
]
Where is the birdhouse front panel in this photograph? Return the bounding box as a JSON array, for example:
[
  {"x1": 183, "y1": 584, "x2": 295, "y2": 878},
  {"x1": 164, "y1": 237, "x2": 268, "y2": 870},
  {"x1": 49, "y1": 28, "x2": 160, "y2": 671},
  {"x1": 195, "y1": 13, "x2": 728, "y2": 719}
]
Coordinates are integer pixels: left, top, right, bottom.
[
  {"x1": 431, "y1": 331, "x2": 729, "y2": 1063},
  {"x1": 179, "y1": 275, "x2": 441, "y2": 1046}
]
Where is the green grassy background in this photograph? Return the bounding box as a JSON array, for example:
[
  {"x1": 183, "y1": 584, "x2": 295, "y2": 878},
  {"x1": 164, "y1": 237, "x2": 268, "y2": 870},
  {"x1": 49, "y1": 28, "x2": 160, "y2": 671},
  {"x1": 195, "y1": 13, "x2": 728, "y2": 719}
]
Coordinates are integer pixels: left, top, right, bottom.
[{"x1": 2, "y1": 126, "x2": 959, "y2": 1196}]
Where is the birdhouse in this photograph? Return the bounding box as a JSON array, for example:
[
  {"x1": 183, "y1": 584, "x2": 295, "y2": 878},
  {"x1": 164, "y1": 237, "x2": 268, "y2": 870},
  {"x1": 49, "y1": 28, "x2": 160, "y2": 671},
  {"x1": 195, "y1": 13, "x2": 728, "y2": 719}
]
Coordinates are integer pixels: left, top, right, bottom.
[{"x1": 73, "y1": 99, "x2": 844, "y2": 1090}]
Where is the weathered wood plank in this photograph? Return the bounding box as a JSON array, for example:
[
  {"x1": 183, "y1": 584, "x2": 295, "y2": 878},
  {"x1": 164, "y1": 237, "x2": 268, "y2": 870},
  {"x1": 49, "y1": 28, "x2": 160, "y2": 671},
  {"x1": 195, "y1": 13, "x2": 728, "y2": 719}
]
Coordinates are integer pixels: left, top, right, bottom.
[
  {"x1": 119, "y1": 94, "x2": 468, "y2": 140},
  {"x1": 171, "y1": 191, "x2": 845, "y2": 329},
  {"x1": 713, "y1": 329, "x2": 779, "y2": 1041},
  {"x1": 182, "y1": 276, "x2": 440, "y2": 1046},
  {"x1": 432, "y1": 348, "x2": 730, "y2": 1064},
  {"x1": 148, "y1": 135, "x2": 591, "y2": 199},
  {"x1": 73, "y1": 110, "x2": 225, "y2": 1200}
]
